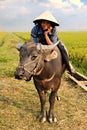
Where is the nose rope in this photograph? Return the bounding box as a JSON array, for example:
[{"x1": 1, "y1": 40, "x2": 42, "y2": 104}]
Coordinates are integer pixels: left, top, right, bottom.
[
  {"x1": 24, "y1": 63, "x2": 37, "y2": 74},
  {"x1": 19, "y1": 64, "x2": 37, "y2": 75},
  {"x1": 35, "y1": 73, "x2": 55, "y2": 83},
  {"x1": 19, "y1": 56, "x2": 43, "y2": 75}
]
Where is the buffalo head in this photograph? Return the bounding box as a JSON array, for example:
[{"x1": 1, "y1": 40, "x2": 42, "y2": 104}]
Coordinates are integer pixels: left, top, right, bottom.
[{"x1": 14, "y1": 41, "x2": 59, "y2": 81}]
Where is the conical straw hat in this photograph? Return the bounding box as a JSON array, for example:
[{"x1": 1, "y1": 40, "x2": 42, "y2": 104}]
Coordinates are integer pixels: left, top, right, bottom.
[{"x1": 33, "y1": 11, "x2": 59, "y2": 26}]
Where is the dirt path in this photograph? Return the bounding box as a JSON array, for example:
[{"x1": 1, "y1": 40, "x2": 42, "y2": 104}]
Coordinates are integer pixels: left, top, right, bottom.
[{"x1": 0, "y1": 77, "x2": 87, "y2": 130}]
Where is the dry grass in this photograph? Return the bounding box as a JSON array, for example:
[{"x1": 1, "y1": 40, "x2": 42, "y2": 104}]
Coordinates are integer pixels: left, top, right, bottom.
[{"x1": 0, "y1": 77, "x2": 87, "y2": 130}]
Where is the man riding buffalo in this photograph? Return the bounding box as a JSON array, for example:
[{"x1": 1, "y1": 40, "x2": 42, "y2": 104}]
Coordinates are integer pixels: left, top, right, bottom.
[
  {"x1": 31, "y1": 10, "x2": 75, "y2": 75},
  {"x1": 15, "y1": 11, "x2": 75, "y2": 123}
]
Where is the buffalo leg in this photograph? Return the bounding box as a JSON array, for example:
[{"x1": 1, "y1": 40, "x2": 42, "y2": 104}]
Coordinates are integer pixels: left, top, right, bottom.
[
  {"x1": 48, "y1": 91, "x2": 57, "y2": 123},
  {"x1": 37, "y1": 90, "x2": 46, "y2": 123}
]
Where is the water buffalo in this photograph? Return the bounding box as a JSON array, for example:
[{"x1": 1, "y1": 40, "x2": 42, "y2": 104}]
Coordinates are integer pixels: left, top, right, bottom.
[{"x1": 14, "y1": 41, "x2": 66, "y2": 123}]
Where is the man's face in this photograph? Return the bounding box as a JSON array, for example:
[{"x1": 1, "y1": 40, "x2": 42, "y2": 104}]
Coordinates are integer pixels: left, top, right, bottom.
[{"x1": 41, "y1": 20, "x2": 51, "y2": 31}]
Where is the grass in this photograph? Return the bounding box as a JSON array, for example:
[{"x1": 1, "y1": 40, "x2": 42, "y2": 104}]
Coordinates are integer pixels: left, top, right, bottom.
[
  {"x1": 59, "y1": 32, "x2": 87, "y2": 76},
  {"x1": 0, "y1": 77, "x2": 87, "y2": 130},
  {"x1": 0, "y1": 32, "x2": 87, "y2": 130},
  {"x1": 0, "y1": 32, "x2": 23, "y2": 77},
  {"x1": 13, "y1": 32, "x2": 30, "y2": 42}
]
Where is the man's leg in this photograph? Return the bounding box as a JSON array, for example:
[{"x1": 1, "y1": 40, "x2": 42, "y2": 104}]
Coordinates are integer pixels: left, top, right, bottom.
[{"x1": 57, "y1": 41, "x2": 75, "y2": 74}]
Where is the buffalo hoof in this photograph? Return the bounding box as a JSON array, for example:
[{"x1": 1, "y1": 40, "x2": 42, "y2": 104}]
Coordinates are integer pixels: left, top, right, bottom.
[
  {"x1": 55, "y1": 96, "x2": 60, "y2": 101},
  {"x1": 48, "y1": 117, "x2": 57, "y2": 123},
  {"x1": 40, "y1": 117, "x2": 46, "y2": 123},
  {"x1": 47, "y1": 112, "x2": 57, "y2": 123},
  {"x1": 38, "y1": 113, "x2": 46, "y2": 123}
]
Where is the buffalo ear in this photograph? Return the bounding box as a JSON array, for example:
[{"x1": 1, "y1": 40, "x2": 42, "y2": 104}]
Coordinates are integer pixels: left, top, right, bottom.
[
  {"x1": 44, "y1": 50, "x2": 58, "y2": 62},
  {"x1": 16, "y1": 44, "x2": 22, "y2": 51}
]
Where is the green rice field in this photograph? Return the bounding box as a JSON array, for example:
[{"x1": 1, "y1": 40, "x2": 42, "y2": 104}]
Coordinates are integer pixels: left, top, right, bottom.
[{"x1": 0, "y1": 32, "x2": 87, "y2": 77}]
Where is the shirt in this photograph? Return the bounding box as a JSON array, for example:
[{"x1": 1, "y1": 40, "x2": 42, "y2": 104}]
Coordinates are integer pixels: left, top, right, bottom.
[{"x1": 31, "y1": 25, "x2": 58, "y2": 45}]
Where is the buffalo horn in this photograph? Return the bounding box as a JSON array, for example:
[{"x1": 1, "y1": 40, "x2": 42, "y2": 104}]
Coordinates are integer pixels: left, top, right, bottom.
[
  {"x1": 16, "y1": 44, "x2": 22, "y2": 51},
  {"x1": 37, "y1": 40, "x2": 60, "y2": 51}
]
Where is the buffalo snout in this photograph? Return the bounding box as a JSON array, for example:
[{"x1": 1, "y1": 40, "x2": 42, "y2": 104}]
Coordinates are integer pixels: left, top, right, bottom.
[
  {"x1": 14, "y1": 66, "x2": 32, "y2": 81},
  {"x1": 14, "y1": 66, "x2": 24, "y2": 79}
]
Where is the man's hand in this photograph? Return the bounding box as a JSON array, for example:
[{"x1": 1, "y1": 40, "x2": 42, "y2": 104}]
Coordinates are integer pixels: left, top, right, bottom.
[
  {"x1": 44, "y1": 26, "x2": 53, "y2": 45},
  {"x1": 44, "y1": 26, "x2": 52, "y2": 35}
]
